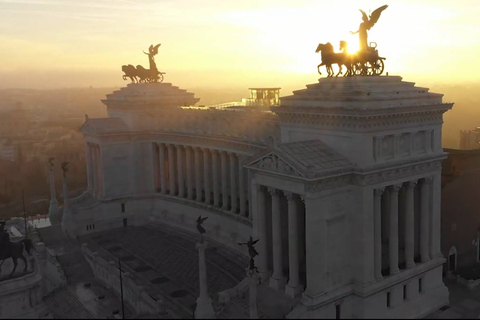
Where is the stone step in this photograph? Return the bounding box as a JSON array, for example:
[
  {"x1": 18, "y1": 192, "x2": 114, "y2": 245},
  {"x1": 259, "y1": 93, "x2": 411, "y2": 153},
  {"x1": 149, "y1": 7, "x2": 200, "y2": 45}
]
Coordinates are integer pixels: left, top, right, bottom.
[{"x1": 44, "y1": 288, "x2": 94, "y2": 319}]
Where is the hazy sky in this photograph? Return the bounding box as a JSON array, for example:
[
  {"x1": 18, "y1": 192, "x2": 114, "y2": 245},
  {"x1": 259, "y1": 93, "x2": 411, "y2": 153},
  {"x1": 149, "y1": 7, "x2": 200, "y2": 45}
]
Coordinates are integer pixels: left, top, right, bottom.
[{"x1": 0, "y1": 0, "x2": 479, "y2": 91}]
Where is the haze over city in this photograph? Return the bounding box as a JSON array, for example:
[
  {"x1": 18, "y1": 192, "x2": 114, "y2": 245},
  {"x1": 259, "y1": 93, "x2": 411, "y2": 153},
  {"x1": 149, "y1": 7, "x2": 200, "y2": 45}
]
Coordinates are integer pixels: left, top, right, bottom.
[{"x1": 1, "y1": 0, "x2": 479, "y2": 90}]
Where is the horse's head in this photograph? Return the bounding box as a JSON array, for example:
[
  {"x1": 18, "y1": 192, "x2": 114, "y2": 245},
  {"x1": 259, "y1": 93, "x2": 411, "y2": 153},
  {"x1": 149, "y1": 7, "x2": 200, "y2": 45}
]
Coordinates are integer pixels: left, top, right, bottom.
[
  {"x1": 339, "y1": 40, "x2": 349, "y2": 52},
  {"x1": 316, "y1": 42, "x2": 334, "y2": 54}
]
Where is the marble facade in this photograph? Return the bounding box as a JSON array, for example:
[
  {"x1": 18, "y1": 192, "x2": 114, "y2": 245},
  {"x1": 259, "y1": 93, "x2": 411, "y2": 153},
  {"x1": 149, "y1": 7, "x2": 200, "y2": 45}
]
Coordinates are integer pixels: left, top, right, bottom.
[{"x1": 65, "y1": 76, "x2": 452, "y2": 318}]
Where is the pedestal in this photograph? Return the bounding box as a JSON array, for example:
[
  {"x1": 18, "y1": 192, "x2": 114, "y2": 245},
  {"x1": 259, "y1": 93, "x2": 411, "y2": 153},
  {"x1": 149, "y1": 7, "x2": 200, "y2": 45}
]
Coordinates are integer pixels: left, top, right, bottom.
[
  {"x1": 248, "y1": 271, "x2": 259, "y2": 319},
  {"x1": 194, "y1": 241, "x2": 216, "y2": 319}
]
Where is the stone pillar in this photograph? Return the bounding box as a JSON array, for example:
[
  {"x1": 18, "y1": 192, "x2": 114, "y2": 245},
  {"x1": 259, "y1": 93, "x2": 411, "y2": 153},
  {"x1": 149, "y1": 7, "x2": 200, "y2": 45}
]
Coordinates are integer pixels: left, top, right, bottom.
[
  {"x1": 186, "y1": 146, "x2": 194, "y2": 200},
  {"x1": 159, "y1": 143, "x2": 167, "y2": 194},
  {"x1": 195, "y1": 147, "x2": 203, "y2": 202},
  {"x1": 203, "y1": 149, "x2": 211, "y2": 204},
  {"x1": 167, "y1": 144, "x2": 176, "y2": 195},
  {"x1": 268, "y1": 187, "x2": 286, "y2": 289},
  {"x1": 91, "y1": 144, "x2": 97, "y2": 196},
  {"x1": 229, "y1": 153, "x2": 238, "y2": 213},
  {"x1": 420, "y1": 177, "x2": 432, "y2": 262},
  {"x1": 177, "y1": 146, "x2": 185, "y2": 198},
  {"x1": 194, "y1": 241, "x2": 216, "y2": 319},
  {"x1": 249, "y1": 273, "x2": 259, "y2": 319},
  {"x1": 238, "y1": 157, "x2": 246, "y2": 217},
  {"x1": 212, "y1": 150, "x2": 220, "y2": 207},
  {"x1": 389, "y1": 185, "x2": 401, "y2": 275},
  {"x1": 221, "y1": 151, "x2": 229, "y2": 210},
  {"x1": 256, "y1": 185, "x2": 269, "y2": 277},
  {"x1": 405, "y1": 180, "x2": 417, "y2": 268},
  {"x1": 285, "y1": 192, "x2": 302, "y2": 297},
  {"x1": 86, "y1": 143, "x2": 94, "y2": 191},
  {"x1": 95, "y1": 145, "x2": 103, "y2": 198},
  {"x1": 374, "y1": 187, "x2": 384, "y2": 280}
]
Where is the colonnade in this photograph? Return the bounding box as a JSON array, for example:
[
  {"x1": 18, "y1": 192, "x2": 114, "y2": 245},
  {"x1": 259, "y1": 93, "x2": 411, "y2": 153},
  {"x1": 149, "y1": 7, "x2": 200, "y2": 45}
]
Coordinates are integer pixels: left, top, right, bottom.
[
  {"x1": 255, "y1": 185, "x2": 305, "y2": 298},
  {"x1": 153, "y1": 143, "x2": 250, "y2": 217},
  {"x1": 373, "y1": 177, "x2": 433, "y2": 279},
  {"x1": 86, "y1": 143, "x2": 103, "y2": 198}
]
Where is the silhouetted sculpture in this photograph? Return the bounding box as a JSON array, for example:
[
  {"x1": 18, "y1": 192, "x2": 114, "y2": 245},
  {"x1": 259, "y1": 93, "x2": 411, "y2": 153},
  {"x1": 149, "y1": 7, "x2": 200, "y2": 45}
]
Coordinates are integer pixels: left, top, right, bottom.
[
  {"x1": 122, "y1": 44, "x2": 165, "y2": 84},
  {"x1": 196, "y1": 216, "x2": 208, "y2": 243},
  {"x1": 315, "y1": 42, "x2": 351, "y2": 77},
  {"x1": 351, "y1": 5, "x2": 388, "y2": 52},
  {"x1": 238, "y1": 236, "x2": 259, "y2": 273},
  {"x1": 61, "y1": 161, "x2": 69, "y2": 178},
  {"x1": 48, "y1": 157, "x2": 54, "y2": 171},
  {"x1": 0, "y1": 220, "x2": 34, "y2": 277}
]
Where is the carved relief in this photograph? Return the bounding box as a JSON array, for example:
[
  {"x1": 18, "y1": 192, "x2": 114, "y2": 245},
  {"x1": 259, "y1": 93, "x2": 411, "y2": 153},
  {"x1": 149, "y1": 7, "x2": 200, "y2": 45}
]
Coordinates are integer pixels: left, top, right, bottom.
[
  {"x1": 413, "y1": 131, "x2": 426, "y2": 153},
  {"x1": 251, "y1": 153, "x2": 303, "y2": 177}
]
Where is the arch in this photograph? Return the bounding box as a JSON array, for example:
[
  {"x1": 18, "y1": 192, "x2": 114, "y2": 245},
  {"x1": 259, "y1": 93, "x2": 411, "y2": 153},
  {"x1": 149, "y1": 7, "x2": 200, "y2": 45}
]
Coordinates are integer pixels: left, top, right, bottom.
[{"x1": 448, "y1": 246, "x2": 457, "y2": 272}]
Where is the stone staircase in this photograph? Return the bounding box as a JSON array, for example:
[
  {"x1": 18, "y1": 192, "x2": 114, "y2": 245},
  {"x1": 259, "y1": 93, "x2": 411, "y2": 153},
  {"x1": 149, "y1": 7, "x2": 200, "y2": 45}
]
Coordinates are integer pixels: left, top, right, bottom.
[{"x1": 43, "y1": 288, "x2": 94, "y2": 319}]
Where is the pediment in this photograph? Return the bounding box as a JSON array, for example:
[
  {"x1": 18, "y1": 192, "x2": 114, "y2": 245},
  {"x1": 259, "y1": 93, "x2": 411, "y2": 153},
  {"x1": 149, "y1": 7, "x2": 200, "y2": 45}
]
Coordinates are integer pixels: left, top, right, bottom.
[
  {"x1": 248, "y1": 152, "x2": 304, "y2": 178},
  {"x1": 80, "y1": 121, "x2": 97, "y2": 135}
]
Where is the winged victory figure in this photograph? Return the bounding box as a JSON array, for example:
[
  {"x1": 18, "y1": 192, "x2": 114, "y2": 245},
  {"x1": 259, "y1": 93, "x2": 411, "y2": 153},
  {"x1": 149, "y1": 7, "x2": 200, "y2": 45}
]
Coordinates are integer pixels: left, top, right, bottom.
[
  {"x1": 351, "y1": 5, "x2": 388, "y2": 52},
  {"x1": 196, "y1": 216, "x2": 208, "y2": 242}
]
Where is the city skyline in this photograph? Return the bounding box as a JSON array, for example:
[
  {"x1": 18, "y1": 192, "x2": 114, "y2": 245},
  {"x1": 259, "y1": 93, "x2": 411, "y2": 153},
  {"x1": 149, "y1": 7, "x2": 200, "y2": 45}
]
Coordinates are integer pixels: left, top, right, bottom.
[{"x1": 1, "y1": 0, "x2": 479, "y2": 90}]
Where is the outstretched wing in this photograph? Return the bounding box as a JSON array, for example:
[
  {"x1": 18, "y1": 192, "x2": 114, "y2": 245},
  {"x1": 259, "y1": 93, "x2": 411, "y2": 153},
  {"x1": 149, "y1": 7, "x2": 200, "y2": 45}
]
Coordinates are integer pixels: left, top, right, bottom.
[
  {"x1": 201, "y1": 216, "x2": 208, "y2": 222},
  {"x1": 359, "y1": 9, "x2": 368, "y2": 23},
  {"x1": 367, "y1": 5, "x2": 388, "y2": 30},
  {"x1": 151, "y1": 43, "x2": 161, "y2": 56}
]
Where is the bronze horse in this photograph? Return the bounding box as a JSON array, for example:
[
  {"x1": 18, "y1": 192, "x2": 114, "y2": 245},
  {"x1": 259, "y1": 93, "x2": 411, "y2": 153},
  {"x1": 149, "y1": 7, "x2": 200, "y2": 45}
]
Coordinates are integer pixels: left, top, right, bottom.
[
  {"x1": 315, "y1": 42, "x2": 352, "y2": 77},
  {"x1": 0, "y1": 224, "x2": 34, "y2": 277}
]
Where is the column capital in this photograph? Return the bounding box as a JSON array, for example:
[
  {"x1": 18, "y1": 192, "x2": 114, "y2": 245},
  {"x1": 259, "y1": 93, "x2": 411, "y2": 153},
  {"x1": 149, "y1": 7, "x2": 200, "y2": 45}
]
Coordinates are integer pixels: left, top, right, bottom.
[
  {"x1": 374, "y1": 187, "x2": 385, "y2": 197},
  {"x1": 267, "y1": 187, "x2": 278, "y2": 197},
  {"x1": 201, "y1": 147, "x2": 210, "y2": 152},
  {"x1": 424, "y1": 176, "x2": 434, "y2": 185},
  {"x1": 284, "y1": 191, "x2": 296, "y2": 202},
  {"x1": 390, "y1": 184, "x2": 402, "y2": 193},
  {"x1": 406, "y1": 180, "x2": 418, "y2": 190},
  {"x1": 229, "y1": 152, "x2": 237, "y2": 159}
]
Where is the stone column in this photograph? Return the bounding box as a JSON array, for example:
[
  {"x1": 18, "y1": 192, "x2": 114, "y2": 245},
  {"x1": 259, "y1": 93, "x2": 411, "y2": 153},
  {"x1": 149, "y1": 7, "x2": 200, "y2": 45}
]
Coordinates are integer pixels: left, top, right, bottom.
[
  {"x1": 389, "y1": 185, "x2": 401, "y2": 275},
  {"x1": 194, "y1": 241, "x2": 216, "y2": 319},
  {"x1": 285, "y1": 192, "x2": 302, "y2": 297},
  {"x1": 221, "y1": 151, "x2": 229, "y2": 210},
  {"x1": 268, "y1": 187, "x2": 286, "y2": 289},
  {"x1": 177, "y1": 146, "x2": 185, "y2": 198},
  {"x1": 238, "y1": 157, "x2": 246, "y2": 217},
  {"x1": 229, "y1": 153, "x2": 238, "y2": 213},
  {"x1": 374, "y1": 187, "x2": 384, "y2": 280},
  {"x1": 91, "y1": 144, "x2": 97, "y2": 196},
  {"x1": 420, "y1": 177, "x2": 432, "y2": 262},
  {"x1": 203, "y1": 149, "x2": 211, "y2": 204},
  {"x1": 167, "y1": 144, "x2": 176, "y2": 195},
  {"x1": 195, "y1": 147, "x2": 203, "y2": 202},
  {"x1": 256, "y1": 185, "x2": 269, "y2": 277},
  {"x1": 159, "y1": 143, "x2": 167, "y2": 194},
  {"x1": 212, "y1": 150, "x2": 220, "y2": 207},
  {"x1": 405, "y1": 180, "x2": 417, "y2": 268},
  {"x1": 186, "y1": 146, "x2": 194, "y2": 200},
  {"x1": 96, "y1": 145, "x2": 103, "y2": 197},
  {"x1": 86, "y1": 143, "x2": 93, "y2": 191}
]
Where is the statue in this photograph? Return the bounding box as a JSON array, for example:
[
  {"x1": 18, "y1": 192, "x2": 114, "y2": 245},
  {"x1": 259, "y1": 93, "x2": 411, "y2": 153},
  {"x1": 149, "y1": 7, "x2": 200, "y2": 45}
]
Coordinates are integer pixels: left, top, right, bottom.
[
  {"x1": 122, "y1": 44, "x2": 165, "y2": 84},
  {"x1": 61, "y1": 161, "x2": 69, "y2": 178},
  {"x1": 196, "y1": 216, "x2": 208, "y2": 243},
  {"x1": 48, "y1": 157, "x2": 54, "y2": 171},
  {"x1": 238, "y1": 236, "x2": 259, "y2": 273},
  {"x1": 350, "y1": 5, "x2": 388, "y2": 52}
]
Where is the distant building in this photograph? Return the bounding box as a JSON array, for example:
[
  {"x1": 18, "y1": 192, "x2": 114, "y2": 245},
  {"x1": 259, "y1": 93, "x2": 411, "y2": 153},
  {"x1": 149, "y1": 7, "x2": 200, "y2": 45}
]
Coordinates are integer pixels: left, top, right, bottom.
[{"x1": 459, "y1": 127, "x2": 480, "y2": 150}]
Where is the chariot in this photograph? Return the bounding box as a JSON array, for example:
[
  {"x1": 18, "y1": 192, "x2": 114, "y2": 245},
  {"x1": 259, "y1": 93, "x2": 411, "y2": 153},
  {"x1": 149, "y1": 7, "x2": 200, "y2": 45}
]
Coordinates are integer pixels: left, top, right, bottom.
[{"x1": 350, "y1": 42, "x2": 386, "y2": 76}]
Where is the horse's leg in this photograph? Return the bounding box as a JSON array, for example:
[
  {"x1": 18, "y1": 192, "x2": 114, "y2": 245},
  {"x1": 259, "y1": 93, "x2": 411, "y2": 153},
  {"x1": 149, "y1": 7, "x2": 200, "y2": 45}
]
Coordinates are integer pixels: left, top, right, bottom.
[
  {"x1": 336, "y1": 64, "x2": 343, "y2": 77},
  {"x1": 20, "y1": 254, "x2": 27, "y2": 272},
  {"x1": 317, "y1": 63, "x2": 323, "y2": 75},
  {"x1": 9, "y1": 257, "x2": 17, "y2": 277}
]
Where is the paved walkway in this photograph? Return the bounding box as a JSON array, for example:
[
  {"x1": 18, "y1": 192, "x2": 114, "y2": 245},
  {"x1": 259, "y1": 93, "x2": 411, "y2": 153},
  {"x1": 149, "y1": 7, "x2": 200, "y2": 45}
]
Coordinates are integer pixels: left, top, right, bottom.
[
  {"x1": 86, "y1": 224, "x2": 248, "y2": 318},
  {"x1": 425, "y1": 278, "x2": 480, "y2": 319}
]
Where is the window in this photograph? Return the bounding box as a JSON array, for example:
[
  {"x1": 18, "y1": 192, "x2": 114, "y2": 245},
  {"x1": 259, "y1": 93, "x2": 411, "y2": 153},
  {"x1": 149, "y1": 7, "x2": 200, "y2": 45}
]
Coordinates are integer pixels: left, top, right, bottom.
[
  {"x1": 387, "y1": 292, "x2": 391, "y2": 307},
  {"x1": 419, "y1": 278, "x2": 423, "y2": 293},
  {"x1": 121, "y1": 203, "x2": 125, "y2": 213},
  {"x1": 403, "y1": 285, "x2": 407, "y2": 300},
  {"x1": 335, "y1": 304, "x2": 341, "y2": 319}
]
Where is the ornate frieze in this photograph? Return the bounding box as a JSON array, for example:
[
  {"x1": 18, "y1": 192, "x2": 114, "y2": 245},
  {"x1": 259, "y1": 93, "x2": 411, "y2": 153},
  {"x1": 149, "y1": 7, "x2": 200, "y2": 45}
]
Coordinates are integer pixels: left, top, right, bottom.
[{"x1": 250, "y1": 153, "x2": 303, "y2": 178}]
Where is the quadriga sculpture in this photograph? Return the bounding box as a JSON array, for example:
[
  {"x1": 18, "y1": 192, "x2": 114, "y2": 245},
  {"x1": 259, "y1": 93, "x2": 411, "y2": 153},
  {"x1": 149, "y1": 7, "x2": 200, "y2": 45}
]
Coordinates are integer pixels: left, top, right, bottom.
[{"x1": 122, "y1": 44, "x2": 165, "y2": 83}]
